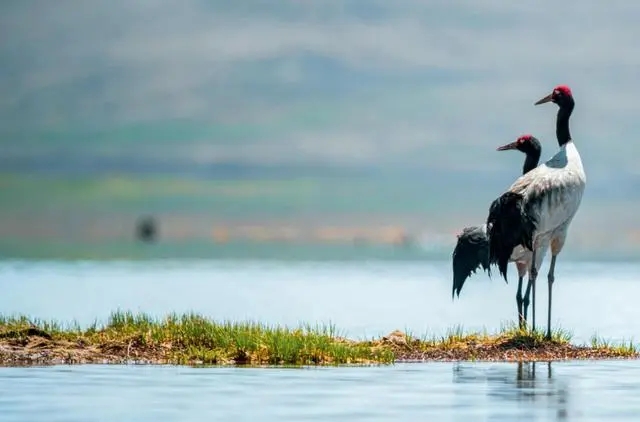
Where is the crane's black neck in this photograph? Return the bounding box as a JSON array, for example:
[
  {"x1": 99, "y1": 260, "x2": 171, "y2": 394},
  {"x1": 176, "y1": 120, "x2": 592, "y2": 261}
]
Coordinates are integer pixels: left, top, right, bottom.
[
  {"x1": 556, "y1": 99, "x2": 575, "y2": 147},
  {"x1": 522, "y1": 148, "x2": 541, "y2": 175}
]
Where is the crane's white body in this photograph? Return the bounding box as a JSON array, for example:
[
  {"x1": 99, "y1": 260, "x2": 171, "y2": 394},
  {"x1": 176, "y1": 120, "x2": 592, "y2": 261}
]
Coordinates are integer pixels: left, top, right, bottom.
[
  {"x1": 509, "y1": 140, "x2": 586, "y2": 260},
  {"x1": 507, "y1": 140, "x2": 585, "y2": 263}
]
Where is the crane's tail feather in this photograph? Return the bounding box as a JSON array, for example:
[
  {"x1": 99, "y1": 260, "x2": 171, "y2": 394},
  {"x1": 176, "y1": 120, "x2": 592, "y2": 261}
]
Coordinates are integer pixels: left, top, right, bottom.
[
  {"x1": 452, "y1": 225, "x2": 491, "y2": 299},
  {"x1": 486, "y1": 192, "x2": 536, "y2": 281}
]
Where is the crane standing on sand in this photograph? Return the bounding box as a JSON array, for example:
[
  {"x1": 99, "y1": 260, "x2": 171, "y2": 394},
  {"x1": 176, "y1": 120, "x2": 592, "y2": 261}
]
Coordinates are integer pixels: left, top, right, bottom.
[
  {"x1": 452, "y1": 135, "x2": 542, "y2": 328},
  {"x1": 486, "y1": 85, "x2": 586, "y2": 339}
]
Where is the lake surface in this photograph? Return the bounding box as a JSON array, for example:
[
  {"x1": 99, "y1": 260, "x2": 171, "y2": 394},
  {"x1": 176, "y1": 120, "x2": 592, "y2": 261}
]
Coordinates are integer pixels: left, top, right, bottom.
[
  {"x1": 2, "y1": 259, "x2": 640, "y2": 421},
  {"x1": 2, "y1": 361, "x2": 640, "y2": 421}
]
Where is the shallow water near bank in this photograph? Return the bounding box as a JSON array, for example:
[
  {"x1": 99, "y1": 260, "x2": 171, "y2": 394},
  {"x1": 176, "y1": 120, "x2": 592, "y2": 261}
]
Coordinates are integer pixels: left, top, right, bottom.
[
  {"x1": 1, "y1": 259, "x2": 639, "y2": 344},
  {"x1": 2, "y1": 361, "x2": 640, "y2": 421}
]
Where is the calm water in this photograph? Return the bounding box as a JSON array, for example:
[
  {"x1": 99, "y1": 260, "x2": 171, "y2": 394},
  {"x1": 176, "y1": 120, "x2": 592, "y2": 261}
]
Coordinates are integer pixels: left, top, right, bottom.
[
  {"x1": 2, "y1": 361, "x2": 640, "y2": 421},
  {"x1": 1, "y1": 259, "x2": 640, "y2": 420}
]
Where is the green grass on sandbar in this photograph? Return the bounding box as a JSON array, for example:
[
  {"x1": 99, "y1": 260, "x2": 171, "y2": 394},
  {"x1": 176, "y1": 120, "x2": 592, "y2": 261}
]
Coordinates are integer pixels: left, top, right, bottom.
[
  {"x1": 0, "y1": 312, "x2": 637, "y2": 366},
  {"x1": 406, "y1": 322, "x2": 573, "y2": 349},
  {"x1": 0, "y1": 311, "x2": 394, "y2": 366}
]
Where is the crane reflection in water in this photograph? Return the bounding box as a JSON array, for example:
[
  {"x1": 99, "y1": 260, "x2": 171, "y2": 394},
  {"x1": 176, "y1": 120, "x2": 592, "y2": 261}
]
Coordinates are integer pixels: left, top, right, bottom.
[{"x1": 452, "y1": 361, "x2": 571, "y2": 420}]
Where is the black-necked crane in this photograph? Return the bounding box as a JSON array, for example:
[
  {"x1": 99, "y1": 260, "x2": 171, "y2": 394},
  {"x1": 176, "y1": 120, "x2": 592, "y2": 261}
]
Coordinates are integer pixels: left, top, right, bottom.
[
  {"x1": 486, "y1": 85, "x2": 586, "y2": 339},
  {"x1": 452, "y1": 135, "x2": 542, "y2": 328}
]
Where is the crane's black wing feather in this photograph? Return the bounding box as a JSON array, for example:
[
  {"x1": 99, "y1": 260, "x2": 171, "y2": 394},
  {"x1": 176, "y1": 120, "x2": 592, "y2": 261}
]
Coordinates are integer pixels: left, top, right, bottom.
[
  {"x1": 486, "y1": 191, "x2": 536, "y2": 281},
  {"x1": 452, "y1": 224, "x2": 491, "y2": 299}
]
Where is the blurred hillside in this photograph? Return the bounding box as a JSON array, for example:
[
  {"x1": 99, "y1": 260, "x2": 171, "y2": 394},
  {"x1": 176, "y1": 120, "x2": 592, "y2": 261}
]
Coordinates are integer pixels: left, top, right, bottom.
[{"x1": 2, "y1": 1, "x2": 640, "y2": 261}]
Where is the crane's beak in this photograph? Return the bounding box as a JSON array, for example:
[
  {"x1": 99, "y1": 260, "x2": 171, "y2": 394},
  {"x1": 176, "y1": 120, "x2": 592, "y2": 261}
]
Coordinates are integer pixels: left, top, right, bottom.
[
  {"x1": 496, "y1": 141, "x2": 518, "y2": 151},
  {"x1": 535, "y1": 92, "x2": 553, "y2": 105}
]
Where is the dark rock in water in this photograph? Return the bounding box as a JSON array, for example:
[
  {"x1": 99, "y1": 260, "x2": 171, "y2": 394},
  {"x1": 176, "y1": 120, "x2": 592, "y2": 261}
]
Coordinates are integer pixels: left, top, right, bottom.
[{"x1": 136, "y1": 216, "x2": 158, "y2": 243}]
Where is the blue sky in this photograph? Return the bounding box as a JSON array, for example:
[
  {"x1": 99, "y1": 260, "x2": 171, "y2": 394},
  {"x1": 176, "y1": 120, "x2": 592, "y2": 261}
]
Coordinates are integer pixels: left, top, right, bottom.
[{"x1": 1, "y1": 0, "x2": 639, "y2": 183}]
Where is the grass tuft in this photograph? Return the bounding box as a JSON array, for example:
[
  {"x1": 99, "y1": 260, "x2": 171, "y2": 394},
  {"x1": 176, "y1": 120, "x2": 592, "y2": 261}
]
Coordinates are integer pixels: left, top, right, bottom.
[
  {"x1": 0, "y1": 312, "x2": 638, "y2": 366},
  {"x1": 0, "y1": 311, "x2": 393, "y2": 366},
  {"x1": 590, "y1": 333, "x2": 637, "y2": 355}
]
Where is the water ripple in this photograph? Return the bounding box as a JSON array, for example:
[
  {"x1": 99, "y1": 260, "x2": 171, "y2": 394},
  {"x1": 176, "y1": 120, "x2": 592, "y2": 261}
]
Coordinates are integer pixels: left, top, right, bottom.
[{"x1": 2, "y1": 362, "x2": 640, "y2": 421}]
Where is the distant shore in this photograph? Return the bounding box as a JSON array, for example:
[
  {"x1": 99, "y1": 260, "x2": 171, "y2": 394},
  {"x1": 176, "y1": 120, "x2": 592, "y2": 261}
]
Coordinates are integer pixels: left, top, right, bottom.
[{"x1": 0, "y1": 312, "x2": 636, "y2": 366}]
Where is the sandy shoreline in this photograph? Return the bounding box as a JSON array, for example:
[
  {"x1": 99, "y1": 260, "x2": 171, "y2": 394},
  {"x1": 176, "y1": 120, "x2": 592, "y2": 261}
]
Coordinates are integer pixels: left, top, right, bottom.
[{"x1": 1, "y1": 328, "x2": 637, "y2": 367}]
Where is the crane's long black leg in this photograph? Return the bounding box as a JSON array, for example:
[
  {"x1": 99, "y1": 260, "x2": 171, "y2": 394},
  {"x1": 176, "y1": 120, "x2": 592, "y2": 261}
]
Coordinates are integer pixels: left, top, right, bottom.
[
  {"x1": 522, "y1": 278, "x2": 532, "y2": 329},
  {"x1": 546, "y1": 255, "x2": 557, "y2": 340},
  {"x1": 516, "y1": 275, "x2": 525, "y2": 329},
  {"x1": 523, "y1": 249, "x2": 537, "y2": 333}
]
